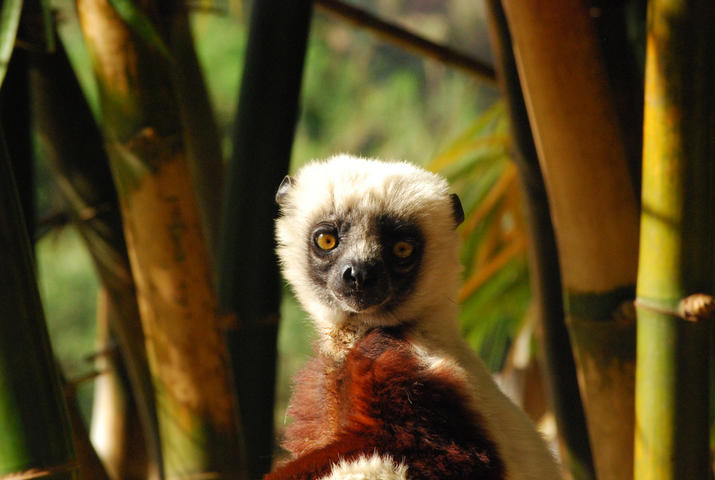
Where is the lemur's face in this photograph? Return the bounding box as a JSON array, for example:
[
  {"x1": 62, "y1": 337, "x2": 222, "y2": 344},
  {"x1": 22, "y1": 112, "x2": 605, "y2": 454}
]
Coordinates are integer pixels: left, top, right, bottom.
[
  {"x1": 307, "y1": 212, "x2": 424, "y2": 314},
  {"x1": 275, "y1": 156, "x2": 463, "y2": 331}
]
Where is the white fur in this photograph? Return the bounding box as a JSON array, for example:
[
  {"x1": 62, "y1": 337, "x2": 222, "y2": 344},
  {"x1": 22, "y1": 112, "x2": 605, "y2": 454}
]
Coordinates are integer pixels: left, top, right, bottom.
[
  {"x1": 277, "y1": 155, "x2": 462, "y2": 352},
  {"x1": 318, "y1": 454, "x2": 408, "y2": 480},
  {"x1": 276, "y1": 155, "x2": 563, "y2": 479}
]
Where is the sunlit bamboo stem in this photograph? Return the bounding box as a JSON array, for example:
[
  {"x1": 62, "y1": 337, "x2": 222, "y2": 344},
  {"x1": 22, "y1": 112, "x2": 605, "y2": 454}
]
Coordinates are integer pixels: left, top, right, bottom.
[
  {"x1": 484, "y1": 2, "x2": 597, "y2": 478},
  {"x1": 634, "y1": 0, "x2": 713, "y2": 478},
  {"x1": 75, "y1": 0, "x2": 245, "y2": 477},
  {"x1": 499, "y1": 2, "x2": 641, "y2": 479}
]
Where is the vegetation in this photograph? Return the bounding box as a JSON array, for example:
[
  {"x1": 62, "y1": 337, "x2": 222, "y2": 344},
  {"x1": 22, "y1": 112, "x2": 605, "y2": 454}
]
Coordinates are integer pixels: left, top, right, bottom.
[
  {"x1": 0, "y1": 130, "x2": 77, "y2": 479},
  {"x1": 0, "y1": 1, "x2": 711, "y2": 479}
]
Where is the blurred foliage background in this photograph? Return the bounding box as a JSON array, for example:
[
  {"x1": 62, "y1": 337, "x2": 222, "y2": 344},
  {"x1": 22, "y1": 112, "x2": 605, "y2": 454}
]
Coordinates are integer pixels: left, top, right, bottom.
[{"x1": 37, "y1": 0, "x2": 528, "y2": 434}]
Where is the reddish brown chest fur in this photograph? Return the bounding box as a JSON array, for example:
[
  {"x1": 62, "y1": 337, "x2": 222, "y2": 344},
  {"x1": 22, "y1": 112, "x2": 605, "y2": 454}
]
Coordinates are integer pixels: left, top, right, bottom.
[
  {"x1": 269, "y1": 328, "x2": 506, "y2": 480},
  {"x1": 281, "y1": 355, "x2": 346, "y2": 456}
]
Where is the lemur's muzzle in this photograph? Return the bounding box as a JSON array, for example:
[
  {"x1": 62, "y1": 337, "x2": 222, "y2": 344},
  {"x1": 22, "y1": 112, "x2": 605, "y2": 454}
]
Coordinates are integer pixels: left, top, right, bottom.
[{"x1": 331, "y1": 258, "x2": 390, "y2": 311}]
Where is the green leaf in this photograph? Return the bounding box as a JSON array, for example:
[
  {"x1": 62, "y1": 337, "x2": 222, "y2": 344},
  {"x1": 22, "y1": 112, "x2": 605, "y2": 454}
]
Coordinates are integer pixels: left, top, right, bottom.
[
  {"x1": 0, "y1": 0, "x2": 23, "y2": 88},
  {"x1": 460, "y1": 258, "x2": 530, "y2": 371},
  {"x1": 427, "y1": 101, "x2": 504, "y2": 171},
  {"x1": 106, "y1": 0, "x2": 171, "y2": 59},
  {"x1": 428, "y1": 100, "x2": 531, "y2": 370},
  {"x1": 0, "y1": 125, "x2": 78, "y2": 479}
]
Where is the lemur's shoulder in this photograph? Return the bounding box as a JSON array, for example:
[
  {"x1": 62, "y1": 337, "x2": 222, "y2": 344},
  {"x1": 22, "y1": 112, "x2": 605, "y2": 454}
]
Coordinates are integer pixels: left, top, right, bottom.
[{"x1": 281, "y1": 354, "x2": 335, "y2": 458}]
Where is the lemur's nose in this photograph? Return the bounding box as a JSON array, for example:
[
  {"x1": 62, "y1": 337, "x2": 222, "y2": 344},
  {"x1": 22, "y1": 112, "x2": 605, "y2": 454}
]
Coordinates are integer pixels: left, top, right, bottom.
[{"x1": 342, "y1": 260, "x2": 382, "y2": 289}]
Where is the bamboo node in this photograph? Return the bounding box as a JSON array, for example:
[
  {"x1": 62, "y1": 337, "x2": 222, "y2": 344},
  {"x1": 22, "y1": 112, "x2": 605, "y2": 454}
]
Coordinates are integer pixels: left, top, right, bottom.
[
  {"x1": 635, "y1": 294, "x2": 714, "y2": 322},
  {"x1": 678, "y1": 294, "x2": 715, "y2": 322},
  {"x1": 1, "y1": 461, "x2": 79, "y2": 479}
]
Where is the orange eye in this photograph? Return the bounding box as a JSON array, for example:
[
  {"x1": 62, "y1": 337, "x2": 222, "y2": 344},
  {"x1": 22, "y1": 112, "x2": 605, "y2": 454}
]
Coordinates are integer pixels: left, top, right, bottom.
[
  {"x1": 316, "y1": 233, "x2": 338, "y2": 251},
  {"x1": 393, "y1": 241, "x2": 414, "y2": 258}
]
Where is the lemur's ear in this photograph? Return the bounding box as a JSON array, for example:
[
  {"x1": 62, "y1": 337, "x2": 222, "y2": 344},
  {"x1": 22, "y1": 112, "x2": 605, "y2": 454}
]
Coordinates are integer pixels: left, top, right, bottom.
[
  {"x1": 275, "y1": 176, "x2": 295, "y2": 205},
  {"x1": 450, "y1": 193, "x2": 464, "y2": 227}
]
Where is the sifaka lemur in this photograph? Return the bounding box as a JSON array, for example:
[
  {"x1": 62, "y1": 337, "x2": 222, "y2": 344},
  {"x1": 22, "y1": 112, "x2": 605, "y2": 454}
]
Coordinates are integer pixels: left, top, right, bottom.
[{"x1": 266, "y1": 155, "x2": 562, "y2": 480}]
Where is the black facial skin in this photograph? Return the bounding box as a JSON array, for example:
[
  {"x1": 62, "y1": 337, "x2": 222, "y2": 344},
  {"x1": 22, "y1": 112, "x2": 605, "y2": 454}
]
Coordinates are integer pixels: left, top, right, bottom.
[{"x1": 306, "y1": 214, "x2": 424, "y2": 313}]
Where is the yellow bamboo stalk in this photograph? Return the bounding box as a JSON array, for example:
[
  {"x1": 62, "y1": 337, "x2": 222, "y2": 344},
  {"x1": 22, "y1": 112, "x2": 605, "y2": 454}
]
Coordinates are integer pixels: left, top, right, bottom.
[
  {"x1": 484, "y1": 2, "x2": 596, "y2": 477},
  {"x1": 75, "y1": 0, "x2": 244, "y2": 477},
  {"x1": 499, "y1": 2, "x2": 641, "y2": 479},
  {"x1": 634, "y1": 0, "x2": 713, "y2": 478}
]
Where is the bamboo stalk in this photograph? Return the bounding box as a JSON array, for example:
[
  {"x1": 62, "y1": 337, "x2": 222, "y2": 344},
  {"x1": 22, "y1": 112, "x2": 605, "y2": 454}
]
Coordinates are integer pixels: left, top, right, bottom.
[
  {"x1": 588, "y1": 1, "x2": 646, "y2": 197},
  {"x1": 168, "y1": 11, "x2": 224, "y2": 267},
  {"x1": 91, "y1": 288, "x2": 150, "y2": 480},
  {"x1": 634, "y1": 0, "x2": 713, "y2": 478},
  {"x1": 484, "y1": 2, "x2": 596, "y2": 478},
  {"x1": 499, "y1": 2, "x2": 641, "y2": 479},
  {"x1": 62, "y1": 372, "x2": 111, "y2": 480},
  {"x1": 75, "y1": 0, "x2": 245, "y2": 477},
  {"x1": 29, "y1": 37, "x2": 163, "y2": 480},
  {"x1": 0, "y1": 128, "x2": 78, "y2": 479},
  {"x1": 0, "y1": 49, "x2": 33, "y2": 243},
  {"x1": 217, "y1": 1, "x2": 313, "y2": 477}
]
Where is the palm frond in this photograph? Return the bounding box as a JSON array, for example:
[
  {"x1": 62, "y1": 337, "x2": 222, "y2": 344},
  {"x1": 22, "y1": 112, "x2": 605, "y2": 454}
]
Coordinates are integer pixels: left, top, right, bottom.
[{"x1": 429, "y1": 100, "x2": 530, "y2": 371}]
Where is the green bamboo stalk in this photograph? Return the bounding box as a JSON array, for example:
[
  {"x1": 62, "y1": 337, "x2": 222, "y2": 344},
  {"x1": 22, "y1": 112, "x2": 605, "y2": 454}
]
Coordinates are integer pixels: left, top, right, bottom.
[
  {"x1": 634, "y1": 0, "x2": 713, "y2": 478},
  {"x1": 217, "y1": 1, "x2": 313, "y2": 477},
  {"x1": 0, "y1": 128, "x2": 78, "y2": 479}
]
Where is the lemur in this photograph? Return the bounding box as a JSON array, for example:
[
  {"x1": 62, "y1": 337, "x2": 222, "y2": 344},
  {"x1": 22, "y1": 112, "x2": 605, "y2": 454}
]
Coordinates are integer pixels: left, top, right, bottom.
[{"x1": 267, "y1": 155, "x2": 562, "y2": 480}]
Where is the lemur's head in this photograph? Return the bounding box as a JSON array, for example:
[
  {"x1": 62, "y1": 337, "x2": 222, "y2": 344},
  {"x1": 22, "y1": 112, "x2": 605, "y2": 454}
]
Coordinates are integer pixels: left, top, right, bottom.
[{"x1": 275, "y1": 155, "x2": 464, "y2": 335}]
